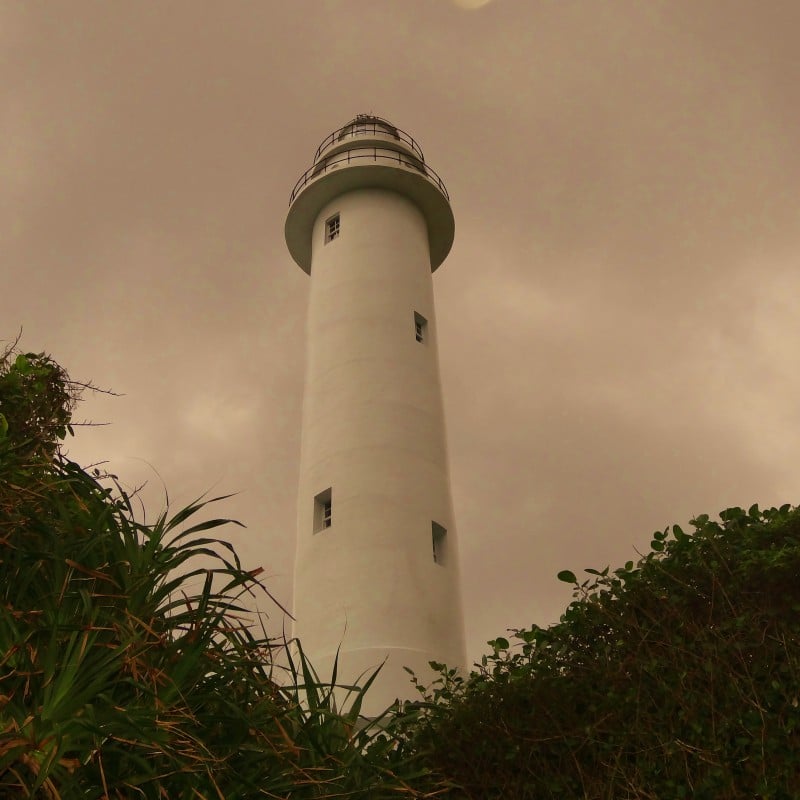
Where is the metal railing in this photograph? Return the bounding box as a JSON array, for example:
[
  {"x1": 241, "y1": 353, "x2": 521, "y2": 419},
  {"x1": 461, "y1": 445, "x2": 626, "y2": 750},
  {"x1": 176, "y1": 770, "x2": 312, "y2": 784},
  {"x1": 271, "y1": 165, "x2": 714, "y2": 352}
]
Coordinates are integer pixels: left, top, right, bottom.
[
  {"x1": 289, "y1": 147, "x2": 449, "y2": 205},
  {"x1": 314, "y1": 119, "x2": 426, "y2": 162}
]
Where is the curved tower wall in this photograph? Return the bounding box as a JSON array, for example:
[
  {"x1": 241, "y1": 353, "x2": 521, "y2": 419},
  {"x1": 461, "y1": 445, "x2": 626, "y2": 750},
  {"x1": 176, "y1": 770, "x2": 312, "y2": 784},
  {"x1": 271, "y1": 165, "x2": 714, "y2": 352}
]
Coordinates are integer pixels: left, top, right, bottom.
[{"x1": 286, "y1": 117, "x2": 466, "y2": 713}]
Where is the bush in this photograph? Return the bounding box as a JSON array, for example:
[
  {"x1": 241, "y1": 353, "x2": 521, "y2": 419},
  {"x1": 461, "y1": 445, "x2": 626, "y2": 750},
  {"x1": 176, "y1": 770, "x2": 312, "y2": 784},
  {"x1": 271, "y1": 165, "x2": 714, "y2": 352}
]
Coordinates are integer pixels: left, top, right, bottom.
[
  {"x1": 410, "y1": 505, "x2": 800, "y2": 799},
  {"x1": 0, "y1": 349, "x2": 439, "y2": 798}
]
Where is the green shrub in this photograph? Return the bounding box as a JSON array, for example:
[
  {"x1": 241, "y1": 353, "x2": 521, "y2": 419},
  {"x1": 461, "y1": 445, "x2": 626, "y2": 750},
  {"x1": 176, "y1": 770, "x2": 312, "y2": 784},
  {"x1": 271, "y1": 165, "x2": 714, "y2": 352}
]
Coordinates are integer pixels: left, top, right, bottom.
[
  {"x1": 0, "y1": 348, "x2": 440, "y2": 798},
  {"x1": 410, "y1": 505, "x2": 800, "y2": 799}
]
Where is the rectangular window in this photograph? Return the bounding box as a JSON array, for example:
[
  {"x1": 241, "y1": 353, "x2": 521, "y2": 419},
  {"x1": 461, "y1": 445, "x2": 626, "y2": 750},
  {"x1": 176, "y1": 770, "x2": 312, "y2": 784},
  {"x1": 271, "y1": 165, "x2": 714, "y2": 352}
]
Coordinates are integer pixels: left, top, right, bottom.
[
  {"x1": 325, "y1": 213, "x2": 340, "y2": 243},
  {"x1": 414, "y1": 311, "x2": 427, "y2": 343},
  {"x1": 432, "y1": 522, "x2": 447, "y2": 565},
  {"x1": 314, "y1": 488, "x2": 332, "y2": 533}
]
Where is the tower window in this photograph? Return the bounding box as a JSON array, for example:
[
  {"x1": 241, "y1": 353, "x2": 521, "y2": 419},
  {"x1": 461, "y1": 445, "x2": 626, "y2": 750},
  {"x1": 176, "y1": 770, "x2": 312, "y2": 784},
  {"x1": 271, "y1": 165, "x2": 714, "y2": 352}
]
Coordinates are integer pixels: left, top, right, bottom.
[
  {"x1": 325, "y1": 213, "x2": 340, "y2": 243},
  {"x1": 432, "y1": 522, "x2": 447, "y2": 565},
  {"x1": 313, "y1": 488, "x2": 332, "y2": 533},
  {"x1": 414, "y1": 311, "x2": 427, "y2": 343}
]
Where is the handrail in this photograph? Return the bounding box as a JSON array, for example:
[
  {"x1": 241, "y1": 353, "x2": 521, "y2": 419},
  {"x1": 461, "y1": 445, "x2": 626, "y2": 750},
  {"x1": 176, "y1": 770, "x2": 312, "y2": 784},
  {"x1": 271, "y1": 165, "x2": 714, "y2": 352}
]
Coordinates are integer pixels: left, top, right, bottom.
[
  {"x1": 314, "y1": 120, "x2": 425, "y2": 162},
  {"x1": 289, "y1": 147, "x2": 449, "y2": 205}
]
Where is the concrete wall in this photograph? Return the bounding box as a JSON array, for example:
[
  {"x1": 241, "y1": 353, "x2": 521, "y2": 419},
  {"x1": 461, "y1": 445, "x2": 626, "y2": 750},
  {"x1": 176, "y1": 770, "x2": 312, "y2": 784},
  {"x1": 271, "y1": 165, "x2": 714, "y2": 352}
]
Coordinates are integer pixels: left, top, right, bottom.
[{"x1": 292, "y1": 187, "x2": 466, "y2": 714}]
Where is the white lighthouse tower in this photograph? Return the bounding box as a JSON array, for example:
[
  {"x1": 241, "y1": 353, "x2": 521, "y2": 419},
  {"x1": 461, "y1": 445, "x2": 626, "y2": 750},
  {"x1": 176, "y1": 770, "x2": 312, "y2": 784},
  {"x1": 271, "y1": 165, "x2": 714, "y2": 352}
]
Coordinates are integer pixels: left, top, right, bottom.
[{"x1": 285, "y1": 115, "x2": 466, "y2": 713}]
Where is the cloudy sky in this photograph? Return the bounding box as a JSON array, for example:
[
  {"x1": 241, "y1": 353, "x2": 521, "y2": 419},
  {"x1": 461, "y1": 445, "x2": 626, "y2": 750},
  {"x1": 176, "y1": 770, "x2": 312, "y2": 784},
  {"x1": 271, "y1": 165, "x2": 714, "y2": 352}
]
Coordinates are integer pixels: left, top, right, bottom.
[{"x1": 4, "y1": 0, "x2": 800, "y2": 665}]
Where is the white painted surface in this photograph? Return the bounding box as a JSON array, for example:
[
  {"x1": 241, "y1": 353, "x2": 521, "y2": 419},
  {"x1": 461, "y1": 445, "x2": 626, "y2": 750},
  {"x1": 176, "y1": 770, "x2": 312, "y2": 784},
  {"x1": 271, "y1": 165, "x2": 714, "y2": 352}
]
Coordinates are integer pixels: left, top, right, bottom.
[{"x1": 286, "y1": 122, "x2": 466, "y2": 713}]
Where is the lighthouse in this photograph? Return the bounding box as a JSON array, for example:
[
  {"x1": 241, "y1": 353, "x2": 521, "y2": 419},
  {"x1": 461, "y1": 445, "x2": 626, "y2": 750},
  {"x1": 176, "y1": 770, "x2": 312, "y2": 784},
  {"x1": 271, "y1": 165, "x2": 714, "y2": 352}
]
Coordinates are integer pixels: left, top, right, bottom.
[{"x1": 285, "y1": 115, "x2": 466, "y2": 713}]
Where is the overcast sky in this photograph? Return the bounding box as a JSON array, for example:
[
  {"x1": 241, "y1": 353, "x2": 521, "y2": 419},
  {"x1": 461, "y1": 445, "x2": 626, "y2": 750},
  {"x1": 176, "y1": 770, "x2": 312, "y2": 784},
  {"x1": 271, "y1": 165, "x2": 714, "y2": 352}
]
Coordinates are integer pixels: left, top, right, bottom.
[{"x1": 3, "y1": 0, "x2": 800, "y2": 666}]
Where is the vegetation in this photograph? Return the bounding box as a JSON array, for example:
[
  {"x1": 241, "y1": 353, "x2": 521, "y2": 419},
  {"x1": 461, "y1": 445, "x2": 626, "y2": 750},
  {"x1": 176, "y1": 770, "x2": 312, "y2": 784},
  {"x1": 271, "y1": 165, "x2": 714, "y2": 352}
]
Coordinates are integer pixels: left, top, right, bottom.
[
  {"x1": 0, "y1": 347, "x2": 438, "y2": 798},
  {"x1": 408, "y1": 505, "x2": 800, "y2": 798},
  {"x1": 4, "y1": 345, "x2": 799, "y2": 798}
]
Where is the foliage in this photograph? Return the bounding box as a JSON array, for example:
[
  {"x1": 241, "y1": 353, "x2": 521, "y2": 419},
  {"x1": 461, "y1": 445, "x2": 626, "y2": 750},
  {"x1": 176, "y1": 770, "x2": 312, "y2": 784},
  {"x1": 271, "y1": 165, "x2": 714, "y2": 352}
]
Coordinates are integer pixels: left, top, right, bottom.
[
  {"x1": 20, "y1": 344, "x2": 799, "y2": 798},
  {"x1": 409, "y1": 505, "x2": 800, "y2": 799},
  {"x1": 0, "y1": 347, "x2": 442, "y2": 798},
  {"x1": 0, "y1": 349, "x2": 76, "y2": 459}
]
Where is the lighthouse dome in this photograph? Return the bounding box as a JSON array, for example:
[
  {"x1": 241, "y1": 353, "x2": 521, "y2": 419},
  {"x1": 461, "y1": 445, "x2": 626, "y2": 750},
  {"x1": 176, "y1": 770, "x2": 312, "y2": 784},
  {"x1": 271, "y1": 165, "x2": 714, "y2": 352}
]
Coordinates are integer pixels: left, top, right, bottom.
[{"x1": 338, "y1": 115, "x2": 400, "y2": 141}]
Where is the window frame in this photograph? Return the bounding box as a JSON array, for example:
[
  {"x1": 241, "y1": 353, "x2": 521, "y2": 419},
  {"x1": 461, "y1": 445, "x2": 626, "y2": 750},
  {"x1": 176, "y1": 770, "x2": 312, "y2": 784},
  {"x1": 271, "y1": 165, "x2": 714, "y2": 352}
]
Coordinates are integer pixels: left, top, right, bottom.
[
  {"x1": 414, "y1": 311, "x2": 427, "y2": 344},
  {"x1": 325, "y1": 213, "x2": 340, "y2": 244},
  {"x1": 313, "y1": 488, "x2": 333, "y2": 533},
  {"x1": 432, "y1": 521, "x2": 447, "y2": 565}
]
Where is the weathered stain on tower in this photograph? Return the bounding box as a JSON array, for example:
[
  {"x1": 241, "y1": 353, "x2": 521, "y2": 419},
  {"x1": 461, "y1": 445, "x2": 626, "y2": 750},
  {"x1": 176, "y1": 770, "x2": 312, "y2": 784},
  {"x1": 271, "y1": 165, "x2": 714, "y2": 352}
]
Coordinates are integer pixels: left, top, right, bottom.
[{"x1": 285, "y1": 116, "x2": 466, "y2": 715}]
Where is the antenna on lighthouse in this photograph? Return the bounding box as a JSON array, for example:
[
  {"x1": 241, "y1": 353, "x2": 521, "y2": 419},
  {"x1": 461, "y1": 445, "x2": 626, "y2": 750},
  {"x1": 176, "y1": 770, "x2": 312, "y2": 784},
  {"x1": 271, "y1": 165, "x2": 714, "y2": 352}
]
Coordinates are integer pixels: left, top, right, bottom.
[{"x1": 285, "y1": 116, "x2": 466, "y2": 715}]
